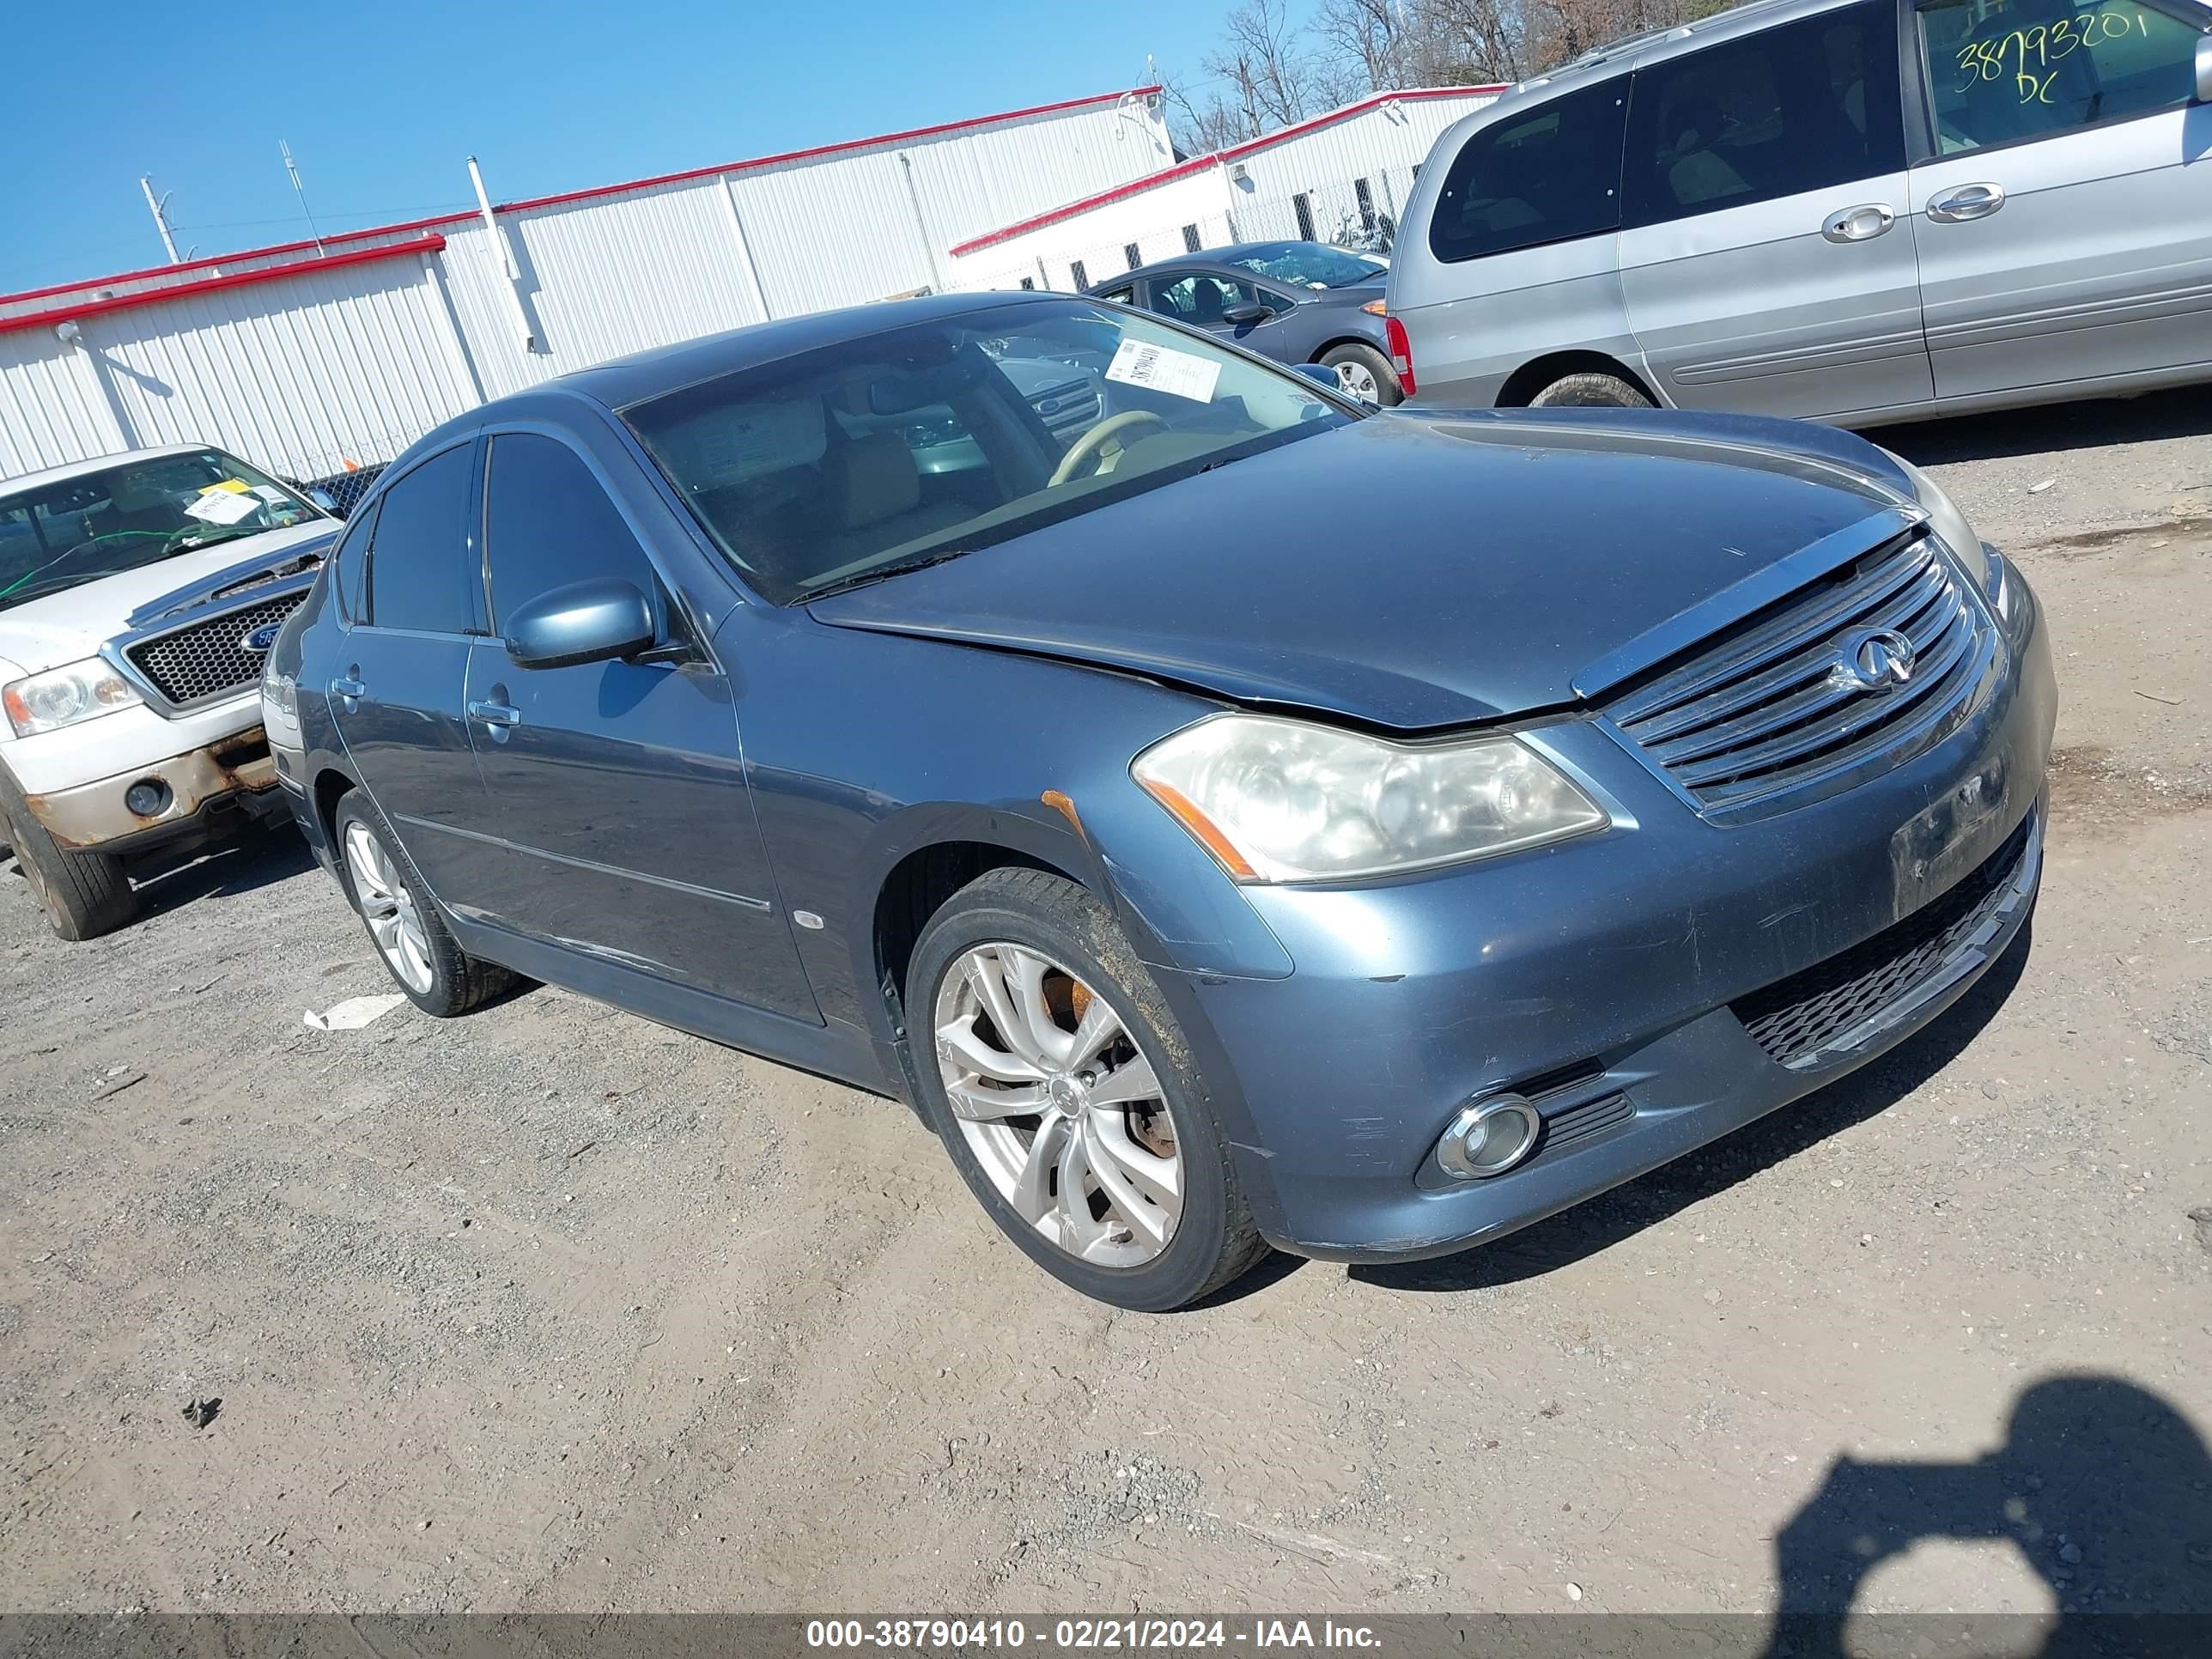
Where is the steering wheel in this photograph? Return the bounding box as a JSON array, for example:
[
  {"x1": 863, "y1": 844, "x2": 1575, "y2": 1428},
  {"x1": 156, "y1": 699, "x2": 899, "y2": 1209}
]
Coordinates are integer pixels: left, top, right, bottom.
[{"x1": 1048, "y1": 410, "x2": 1166, "y2": 488}]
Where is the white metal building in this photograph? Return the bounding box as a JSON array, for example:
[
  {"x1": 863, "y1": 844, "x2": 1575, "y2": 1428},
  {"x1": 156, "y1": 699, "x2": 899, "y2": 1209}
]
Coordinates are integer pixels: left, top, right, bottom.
[
  {"x1": 0, "y1": 88, "x2": 1175, "y2": 482},
  {"x1": 945, "y1": 86, "x2": 1504, "y2": 295}
]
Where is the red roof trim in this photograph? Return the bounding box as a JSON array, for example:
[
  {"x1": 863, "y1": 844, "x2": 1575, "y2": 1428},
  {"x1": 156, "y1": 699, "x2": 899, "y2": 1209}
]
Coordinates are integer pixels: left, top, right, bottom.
[
  {"x1": 0, "y1": 236, "x2": 447, "y2": 337},
  {"x1": 948, "y1": 85, "x2": 1506, "y2": 257},
  {"x1": 1, "y1": 86, "x2": 1161, "y2": 310}
]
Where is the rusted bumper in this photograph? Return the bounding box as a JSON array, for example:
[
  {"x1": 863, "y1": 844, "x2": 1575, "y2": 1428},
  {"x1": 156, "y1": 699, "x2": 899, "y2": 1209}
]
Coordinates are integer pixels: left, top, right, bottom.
[{"x1": 22, "y1": 729, "x2": 282, "y2": 855}]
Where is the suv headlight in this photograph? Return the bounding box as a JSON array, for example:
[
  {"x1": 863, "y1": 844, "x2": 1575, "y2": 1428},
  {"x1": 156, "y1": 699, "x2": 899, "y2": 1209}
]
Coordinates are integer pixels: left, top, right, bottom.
[
  {"x1": 1133, "y1": 713, "x2": 1608, "y2": 883},
  {"x1": 1880, "y1": 450, "x2": 1988, "y2": 586},
  {"x1": 2, "y1": 659, "x2": 143, "y2": 738}
]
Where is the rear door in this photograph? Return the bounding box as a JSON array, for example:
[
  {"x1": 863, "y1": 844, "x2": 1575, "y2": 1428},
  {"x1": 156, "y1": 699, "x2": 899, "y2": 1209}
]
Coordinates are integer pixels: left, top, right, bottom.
[
  {"x1": 1617, "y1": 0, "x2": 1936, "y2": 418},
  {"x1": 462, "y1": 428, "x2": 819, "y2": 1021},
  {"x1": 326, "y1": 439, "x2": 509, "y2": 908},
  {"x1": 1905, "y1": 0, "x2": 2212, "y2": 399}
]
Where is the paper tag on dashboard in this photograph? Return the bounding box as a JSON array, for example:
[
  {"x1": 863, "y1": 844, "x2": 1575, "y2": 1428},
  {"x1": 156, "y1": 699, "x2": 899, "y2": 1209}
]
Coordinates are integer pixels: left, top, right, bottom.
[
  {"x1": 1105, "y1": 339, "x2": 1220, "y2": 404},
  {"x1": 185, "y1": 489, "x2": 260, "y2": 525}
]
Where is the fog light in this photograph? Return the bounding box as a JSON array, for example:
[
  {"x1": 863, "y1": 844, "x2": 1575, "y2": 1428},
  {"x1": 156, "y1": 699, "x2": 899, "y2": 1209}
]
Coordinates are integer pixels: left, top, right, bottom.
[
  {"x1": 125, "y1": 778, "x2": 172, "y2": 817},
  {"x1": 1433, "y1": 1093, "x2": 1541, "y2": 1181}
]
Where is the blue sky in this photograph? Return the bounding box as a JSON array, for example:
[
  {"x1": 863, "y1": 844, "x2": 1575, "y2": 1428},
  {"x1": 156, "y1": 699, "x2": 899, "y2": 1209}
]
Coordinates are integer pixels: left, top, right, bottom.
[{"x1": 3, "y1": 0, "x2": 1234, "y2": 295}]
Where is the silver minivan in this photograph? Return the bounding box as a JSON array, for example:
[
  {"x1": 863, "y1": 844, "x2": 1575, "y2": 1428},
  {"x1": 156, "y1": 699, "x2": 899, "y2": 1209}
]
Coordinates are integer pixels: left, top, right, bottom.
[{"x1": 1388, "y1": 0, "x2": 2212, "y2": 422}]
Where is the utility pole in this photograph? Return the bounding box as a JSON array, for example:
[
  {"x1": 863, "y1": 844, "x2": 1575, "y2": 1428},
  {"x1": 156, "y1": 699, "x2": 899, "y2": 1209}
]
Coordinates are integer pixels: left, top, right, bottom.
[
  {"x1": 139, "y1": 176, "x2": 182, "y2": 264},
  {"x1": 281, "y1": 140, "x2": 325, "y2": 254}
]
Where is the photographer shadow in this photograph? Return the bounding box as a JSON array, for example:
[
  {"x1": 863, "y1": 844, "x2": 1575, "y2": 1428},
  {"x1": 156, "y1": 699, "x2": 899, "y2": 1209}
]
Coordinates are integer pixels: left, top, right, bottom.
[{"x1": 1765, "y1": 1374, "x2": 2212, "y2": 1658}]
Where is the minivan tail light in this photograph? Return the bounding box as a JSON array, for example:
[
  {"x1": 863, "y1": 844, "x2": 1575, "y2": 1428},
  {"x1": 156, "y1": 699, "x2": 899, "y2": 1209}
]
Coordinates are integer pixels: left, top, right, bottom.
[{"x1": 1385, "y1": 316, "x2": 1415, "y2": 394}]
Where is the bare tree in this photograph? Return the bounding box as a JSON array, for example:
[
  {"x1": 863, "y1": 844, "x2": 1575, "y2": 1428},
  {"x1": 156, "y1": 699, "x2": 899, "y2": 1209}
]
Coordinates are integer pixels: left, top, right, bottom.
[{"x1": 1315, "y1": 0, "x2": 1414, "y2": 90}]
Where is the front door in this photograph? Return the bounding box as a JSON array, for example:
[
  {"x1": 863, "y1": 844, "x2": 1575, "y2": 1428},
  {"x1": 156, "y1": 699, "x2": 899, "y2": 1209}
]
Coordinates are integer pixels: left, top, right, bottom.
[
  {"x1": 1146, "y1": 271, "x2": 1297, "y2": 354},
  {"x1": 463, "y1": 429, "x2": 819, "y2": 1022},
  {"x1": 1906, "y1": 0, "x2": 2212, "y2": 400},
  {"x1": 326, "y1": 439, "x2": 509, "y2": 911},
  {"x1": 1618, "y1": 0, "x2": 1936, "y2": 419}
]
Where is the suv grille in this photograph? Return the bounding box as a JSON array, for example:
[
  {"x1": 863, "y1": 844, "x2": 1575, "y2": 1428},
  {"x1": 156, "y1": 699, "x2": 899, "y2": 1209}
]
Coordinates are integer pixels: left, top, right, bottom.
[
  {"x1": 1733, "y1": 809, "x2": 2037, "y2": 1069},
  {"x1": 125, "y1": 592, "x2": 307, "y2": 708},
  {"x1": 1030, "y1": 379, "x2": 1102, "y2": 438},
  {"x1": 1603, "y1": 532, "x2": 1995, "y2": 817}
]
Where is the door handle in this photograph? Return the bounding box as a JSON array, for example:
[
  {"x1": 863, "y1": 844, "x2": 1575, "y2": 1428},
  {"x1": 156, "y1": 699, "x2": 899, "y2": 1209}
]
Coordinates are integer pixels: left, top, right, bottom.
[
  {"x1": 330, "y1": 674, "x2": 364, "y2": 703},
  {"x1": 1821, "y1": 203, "x2": 1896, "y2": 243},
  {"x1": 466, "y1": 699, "x2": 520, "y2": 728},
  {"x1": 1926, "y1": 183, "x2": 2005, "y2": 222}
]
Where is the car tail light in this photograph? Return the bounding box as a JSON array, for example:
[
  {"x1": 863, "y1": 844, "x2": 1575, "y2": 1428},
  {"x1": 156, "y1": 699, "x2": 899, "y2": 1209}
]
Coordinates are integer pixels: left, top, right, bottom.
[{"x1": 1385, "y1": 316, "x2": 1416, "y2": 395}]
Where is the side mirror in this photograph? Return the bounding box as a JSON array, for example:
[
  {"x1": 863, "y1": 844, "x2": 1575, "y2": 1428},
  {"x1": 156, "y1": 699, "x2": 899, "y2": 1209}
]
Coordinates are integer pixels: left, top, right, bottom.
[
  {"x1": 1293, "y1": 363, "x2": 1342, "y2": 392},
  {"x1": 505, "y1": 578, "x2": 655, "y2": 670},
  {"x1": 307, "y1": 487, "x2": 342, "y2": 515},
  {"x1": 1221, "y1": 301, "x2": 1273, "y2": 325},
  {"x1": 2197, "y1": 33, "x2": 2212, "y2": 103}
]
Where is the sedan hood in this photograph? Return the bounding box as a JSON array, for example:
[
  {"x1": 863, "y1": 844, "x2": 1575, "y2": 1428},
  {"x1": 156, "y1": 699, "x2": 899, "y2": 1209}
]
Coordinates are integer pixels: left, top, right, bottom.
[{"x1": 809, "y1": 410, "x2": 1920, "y2": 730}]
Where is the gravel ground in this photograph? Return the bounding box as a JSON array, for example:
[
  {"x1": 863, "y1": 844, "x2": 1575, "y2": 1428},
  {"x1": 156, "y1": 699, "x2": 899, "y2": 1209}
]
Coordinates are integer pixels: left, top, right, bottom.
[{"x1": 3, "y1": 389, "x2": 2208, "y2": 1620}]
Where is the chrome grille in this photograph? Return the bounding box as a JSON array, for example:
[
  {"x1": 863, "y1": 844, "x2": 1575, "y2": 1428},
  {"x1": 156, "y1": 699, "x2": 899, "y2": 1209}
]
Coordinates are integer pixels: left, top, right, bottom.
[
  {"x1": 1603, "y1": 533, "x2": 1996, "y2": 817},
  {"x1": 1031, "y1": 379, "x2": 1102, "y2": 436},
  {"x1": 125, "y1": 592, "x2": 307, "y2": 708}
]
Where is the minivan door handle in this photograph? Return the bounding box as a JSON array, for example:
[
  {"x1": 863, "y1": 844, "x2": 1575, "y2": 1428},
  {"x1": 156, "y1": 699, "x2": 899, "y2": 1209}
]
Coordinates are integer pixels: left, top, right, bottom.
[
  {"x1": 1821, "y1": 203, "x2": 1896, "y2": 243},
  {"x1": 1926, "y1": 183, "x2": 2006, "y2": 222}
]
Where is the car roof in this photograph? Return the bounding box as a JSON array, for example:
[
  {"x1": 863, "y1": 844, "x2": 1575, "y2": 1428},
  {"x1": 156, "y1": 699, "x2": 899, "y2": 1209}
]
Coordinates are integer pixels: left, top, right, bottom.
[
  {"x1": 1094, "y1": 241, "x2": 1383, "y2": 289},
  {"x1": 555, "y1": 291, "x2": 1086, "y2": 410},
  {"x1": 1, "y1": 442, "x2": 228, "y2": 496}
]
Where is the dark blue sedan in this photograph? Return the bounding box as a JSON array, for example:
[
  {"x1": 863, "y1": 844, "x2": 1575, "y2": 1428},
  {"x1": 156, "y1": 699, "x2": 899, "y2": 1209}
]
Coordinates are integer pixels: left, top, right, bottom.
[
  {"x1": 263, "y1": 292, "x2": 2054, "y2": 1310},
  {"x1": 1085, "y1": 240, "x2": 1402, "y2": 405}
]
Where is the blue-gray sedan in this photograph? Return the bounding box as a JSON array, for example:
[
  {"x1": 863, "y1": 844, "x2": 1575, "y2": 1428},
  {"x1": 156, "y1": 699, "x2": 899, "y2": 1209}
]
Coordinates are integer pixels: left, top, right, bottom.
[{"x1": 263, "y1": 292, "x2": 2054, "y2": 1310}]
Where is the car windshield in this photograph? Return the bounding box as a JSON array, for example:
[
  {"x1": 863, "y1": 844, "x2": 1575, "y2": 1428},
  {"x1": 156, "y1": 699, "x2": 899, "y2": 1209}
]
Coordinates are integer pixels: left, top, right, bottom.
[
  {"x1": 0, "y1": 449, "x2": 322, "y2": 612},
  {"x1": 623, "y1": 298, "x2": 1353, "y2": 604},
  {"x1": 1221, "y1": 242, "x2": 1387, "y2": 289}
]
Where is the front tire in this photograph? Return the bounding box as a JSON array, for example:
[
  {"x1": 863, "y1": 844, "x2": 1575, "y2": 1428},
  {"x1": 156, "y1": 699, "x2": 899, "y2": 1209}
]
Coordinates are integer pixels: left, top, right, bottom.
[
  {"x1": 908, "y1": 867, "x2": 1270, "y2": 1310},
  {"x1": 0, "y1": 769, "x2": 137, "y2": 940},
  {"x1": 1528, "y1": 370, "x2": 1654, "y2": 409},
  {"x1": 332, "y1": 790, "x2": 514, "y2": 1017}
]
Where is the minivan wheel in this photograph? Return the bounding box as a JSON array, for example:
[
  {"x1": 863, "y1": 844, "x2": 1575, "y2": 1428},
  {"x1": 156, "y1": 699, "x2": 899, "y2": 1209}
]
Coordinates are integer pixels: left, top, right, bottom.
[
  {"x1": 332, "y1": 790, "x2": 515, "y2": 1018},
  {"x1": 1320, "y1": 343, "x2": 1403, "y2": 406},
  {"x1": 907, "y1": 867, "x2": 1270, "y2": 1310},
  {"x1": 0, "y1": 769, "x2": 137, "y2": 941},
  {"x1": 1528, "y1": 371, "x2": 1654, "y2": 409}
]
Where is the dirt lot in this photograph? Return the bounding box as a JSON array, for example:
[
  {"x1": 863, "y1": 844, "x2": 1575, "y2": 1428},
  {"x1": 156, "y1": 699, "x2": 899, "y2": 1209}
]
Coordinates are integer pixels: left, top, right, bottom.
[{"x1": 3, "y1": 390, "x2": 2209, "y2": 1622}]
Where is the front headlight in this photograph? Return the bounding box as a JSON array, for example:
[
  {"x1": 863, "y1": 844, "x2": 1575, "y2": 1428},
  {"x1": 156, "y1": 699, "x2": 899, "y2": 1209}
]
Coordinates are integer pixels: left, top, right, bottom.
[
  {"x1": 2, "y1": 658, "x2": 143, "y2": 738},
  {"x1": 1880, "y1": 450, "x2": 1988, "y2": 586},
  {"x1": 1133, "y1": 714, "x2": 1608, "y2": 883}
]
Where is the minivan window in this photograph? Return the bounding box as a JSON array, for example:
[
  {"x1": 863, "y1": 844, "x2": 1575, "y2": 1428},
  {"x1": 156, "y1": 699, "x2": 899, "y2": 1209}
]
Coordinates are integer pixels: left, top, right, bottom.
[
  {"x1": 483, "y1": 434, "x2": 657, "y2": 632},
  {"x1": 1626, "y1": 1, "x2": 1904, "y2": 226},
  {"x1": 1429, "y1": 78, "x2": 1630, "y2": 264},
  {"x1": 1915, "y1": 0, "x2": 2205, "y2": 154},
  {"x1": 365, "y1": 445, "x2": 473, "y2": 633}
]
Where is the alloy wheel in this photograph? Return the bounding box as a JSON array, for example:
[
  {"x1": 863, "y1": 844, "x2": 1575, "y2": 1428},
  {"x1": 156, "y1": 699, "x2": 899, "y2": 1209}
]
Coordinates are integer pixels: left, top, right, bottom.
[
  {"x1": 1334, "y1": 360, "x2": 1380, "y2": 401},
  {"x1": 932, "y1": 942, "x2": 1182, "y2": 1267},
  {"x1": 343, "y1": 821, "x2": 434, "y2": 995}
]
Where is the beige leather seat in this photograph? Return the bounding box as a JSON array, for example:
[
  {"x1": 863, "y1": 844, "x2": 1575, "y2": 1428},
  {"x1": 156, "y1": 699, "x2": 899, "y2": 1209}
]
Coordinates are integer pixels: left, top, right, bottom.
[{"x1": 819, "y1": 432, "x2": 969, "y2": 564}]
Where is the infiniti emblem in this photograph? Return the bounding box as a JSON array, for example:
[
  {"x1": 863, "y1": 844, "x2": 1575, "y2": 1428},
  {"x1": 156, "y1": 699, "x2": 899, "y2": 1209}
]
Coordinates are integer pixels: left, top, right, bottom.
[{"x1": 1832, "y1": 628, "x2": 1917, "y2": 692}]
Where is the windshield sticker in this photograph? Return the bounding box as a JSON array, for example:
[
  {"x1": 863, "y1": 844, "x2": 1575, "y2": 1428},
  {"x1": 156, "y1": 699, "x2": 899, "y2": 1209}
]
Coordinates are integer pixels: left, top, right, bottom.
[
  {"x1": 1105, "y1": 339, "x2": 1220, "y2": 404},
  {"x1": 252, "y1": 484, "x2": 292, "y2": 502},
  {"x1": 185, "y1": 489, "x2": 261, "y2": 526}
]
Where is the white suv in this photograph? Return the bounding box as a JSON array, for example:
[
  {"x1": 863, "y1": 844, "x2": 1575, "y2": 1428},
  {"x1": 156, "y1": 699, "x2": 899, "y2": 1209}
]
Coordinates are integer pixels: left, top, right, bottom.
[{"x1": 0, "y1": 445, "x2": 338, "y2": 939}]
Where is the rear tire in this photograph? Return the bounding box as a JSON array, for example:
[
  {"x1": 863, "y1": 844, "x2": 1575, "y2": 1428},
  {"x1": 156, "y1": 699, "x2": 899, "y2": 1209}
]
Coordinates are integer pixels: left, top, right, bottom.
[
  {"x1": 1528, "y1": 370, "x2": 1654, "y2": 409},
  {"x1": 908, "y1": 866, "x2": 1271, "y2": 1310},
  {"x1": 0, "y1": 769, "x2": 137, "y2": 941},
  {"x1": 1319, "y1": 343, "x2": 1403, "y2": 406},
  {"x1": 332, "y1": 789, "x2": 515, "y2": 1017}
]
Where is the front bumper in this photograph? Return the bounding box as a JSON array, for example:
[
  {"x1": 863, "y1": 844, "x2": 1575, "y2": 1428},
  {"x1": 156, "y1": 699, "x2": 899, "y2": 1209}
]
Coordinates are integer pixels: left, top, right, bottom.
[
  {"x1": 17, "y1": 728, "x2": 282, "y2": 855},
  {"x1": 1152, "y1": 562, "x2": 2057, "y2": 1261}
]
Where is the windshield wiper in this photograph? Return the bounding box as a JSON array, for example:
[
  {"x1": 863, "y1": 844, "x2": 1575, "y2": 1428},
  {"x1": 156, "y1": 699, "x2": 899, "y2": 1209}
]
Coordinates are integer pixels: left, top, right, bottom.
[
  {"x1": 165, "y1": 522, "x2": 267, "y2": 555},
  {"x1": 803, "y1": 546, "x2": 976, "y2": 601}
]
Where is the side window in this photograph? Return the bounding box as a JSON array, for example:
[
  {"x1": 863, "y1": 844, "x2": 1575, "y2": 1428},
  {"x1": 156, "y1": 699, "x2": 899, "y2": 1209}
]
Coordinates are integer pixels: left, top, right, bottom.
[
  {"x1": 1095, "y1": 283, "x2": 1136, "y2": 306},
  {"x1": 331, "y1": 495, "x2": 379, "y2": 623},
  {"x1": 364, "y1": 446, "x2": 472, "y2": 633},
  {"x1": 483, "y1": 433, "x2": 659, "y2": 634},
  {"x1": 1916, "y1": 0, "x2": 2204, "y2": 154},
  {"x1": 1150, "y1": 274, "x2": 1270, "y2": 325},
  {"x1": 1626, "y1": 2, "x2": 1905, "y2": 226},
  {"x1": 1429, "y1": 78, "x2": 1630, "y2": 264}
]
